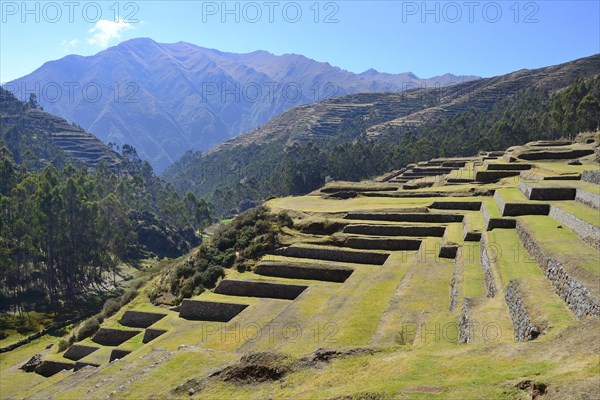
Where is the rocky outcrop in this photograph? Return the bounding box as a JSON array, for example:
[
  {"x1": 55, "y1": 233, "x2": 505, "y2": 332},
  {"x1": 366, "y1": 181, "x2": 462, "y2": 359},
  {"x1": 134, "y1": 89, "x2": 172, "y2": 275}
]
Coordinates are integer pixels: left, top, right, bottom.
[
  {"x1": 504, "y1": 280, "x2": 540, "y2": 341},
  {"x1": 517, "y1": 221, "x2": 600, "y2": 318}
]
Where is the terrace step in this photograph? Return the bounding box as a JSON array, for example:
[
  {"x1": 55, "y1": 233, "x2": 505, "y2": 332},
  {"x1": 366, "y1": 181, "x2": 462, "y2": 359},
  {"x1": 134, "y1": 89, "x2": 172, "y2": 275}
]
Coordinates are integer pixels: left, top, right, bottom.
[
  {"x1": 343, "y1": 224, "x2": 445, "y2": 238},
  {"x1": 119, "y1": 311, "x2": 167, "y2": 328},
  {"x1": 430, "y1": 201, "x2": 482, "y2": 210},
  {"x1": 142, "y1": 328, "x2": 168, "y2": 343},
  {"x1": 91, "y1": 328, "x2": 142, "y2": 346},
  {"x1": 516, "y1": 219, "x2": 600, "y2": 318},
  {"x1": 109, "y1": 349, "x2": 131, "y2": 362},
  {"x1": 214, "y1": 280, "x2": 308, "y2": 300},
  {"x1": 575, "y1": 188, "x2": 600, "y2": 210},
  {"x1": 344, "y1": 212, "x2": 464, "y2": 223},
  {"x1": 475, "y1": 170, "x2": 521, "y2": 182},
  {"x1": 179, "y1": 299, "x2": 248, "y2": 322},
  {"x1": 343, "y1": 236, "x2": 422, "y2": 251},
  {"x1": 485, "y1": 163, "x2": 533, "y2": 171},
  {"x1": 277, "y1": 245, "x2": 390, "y2": 265},
  {"x1": 254, "y1": 261, "x2": 353, "y2": 282},
  {"x1": 63, "y1": 345, "x2": 100, "y2": 361},
  {"x1": 518, "y1": 182, "x2": 577, "y2": 201},
  {"x1": 494, "y1": 191, "x2": 550, "y2": 217},
  {"x1": 34, "y1": 360, "x2": 75, "y2": 377}
]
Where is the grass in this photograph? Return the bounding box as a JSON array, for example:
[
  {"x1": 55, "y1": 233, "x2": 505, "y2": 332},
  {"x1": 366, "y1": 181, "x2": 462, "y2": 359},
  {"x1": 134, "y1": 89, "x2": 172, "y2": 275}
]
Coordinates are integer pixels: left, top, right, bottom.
[
  {"x1": 4, "y1": 148, "x2": 599, "y2": 400},
  {"x1": 552, "y1": 200, "x2": 600, "y2": 225},
  {"x1": 519, "y1": 216, "x2": 600, "y2": 277},
  {"x1": 486, "y1": 229, "x2": 576, "y2": 339}
]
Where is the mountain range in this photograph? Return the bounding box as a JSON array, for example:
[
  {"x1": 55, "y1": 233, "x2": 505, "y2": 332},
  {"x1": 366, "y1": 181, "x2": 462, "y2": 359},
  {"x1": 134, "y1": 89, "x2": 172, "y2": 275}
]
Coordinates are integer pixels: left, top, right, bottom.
[
  {"x1": 5, "y1": 38, "x2": 478, "y2": 172},
  {"x1": 163, "y1": 53, "x2": 600, "y2": 213}
]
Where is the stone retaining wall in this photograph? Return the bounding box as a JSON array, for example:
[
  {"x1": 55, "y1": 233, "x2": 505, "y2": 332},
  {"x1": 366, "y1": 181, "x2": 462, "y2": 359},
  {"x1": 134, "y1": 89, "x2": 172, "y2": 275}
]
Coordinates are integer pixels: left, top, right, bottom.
[
  {"x1": 486, "y1": 163, "x2": 532, "y2": 171},
  {"x1": 63, "y1": 344, "x2": 99, "y2": 361},
  {"x1": 344, "y1": 212, "x2": 463, "y2": 223},
  {"x1": 73, "y1": 361, "x2": 99, "y2": 371},
  {"x1": 518, "y1": 182, "x2": 576, "y2": 201},
  {"x1": 475, "y1": 170, "x2": 521, "y2": 181},
  {"x1": 430, "y1": 201, "x2": 482, "y2": 210},
  {"x1": 479, "y1": 236, "x2": 497, "y2": 298},
  {"x1": 142, "y1": 328, "x2": 168, "y2": 343},
  {"x1": 119, "y1": 311, "x2": 167, "y2": 328},
  {"x1": 575, "y1": 188, "x2": 600, "y2": 210},
  {"x1": 214, "y1": 280, "x2": 308, "y2": 300},
  {"x1": 343, "y1": 237, "x2": 422, "y2": 251},
  {"x1": 179, "y1": 299, "x2": 248, "y2": 322},
  {"x1": 481, "y1": 203, "x2": 516, "y2": 231},
  {"x1": 109, "y1": 349, "x2": 131, "y2": 362},
  {"x1": 495, "y1": 191, "x2": 550, "y2": 216},
  {"x1": 439, "y1": 245, "x2": 459, "y2": 259},
  {"x1": 516, "y1": 221, "x2": 600, "y2": 318},
  {"x1": 549, "y1": 206, "x2": 600, "y2": 250},
  {"x1": 458, "y1": 299, "x2": 471, "y2": 344},
  {"x1": 34, "y1": 360, "x2": 74, "y2": 377},
  {"x1": 91, "y1": 328, "x2": 141, "y2": 346},
  {"x1": 343, "y1": 224, "x2": 445, "y2": 238},
  {"x1": 255, "y1": 261, "x2": 354, "y2": 283},
  {"x1": 504, "y1": 280, "x2": 540, "y2": 341},
  {"x1": 278, "y1": 245, "x2": 390, "y2": 265},
  {"x1": 581, "y1": 170, "x2": 600, "y2": 185}
]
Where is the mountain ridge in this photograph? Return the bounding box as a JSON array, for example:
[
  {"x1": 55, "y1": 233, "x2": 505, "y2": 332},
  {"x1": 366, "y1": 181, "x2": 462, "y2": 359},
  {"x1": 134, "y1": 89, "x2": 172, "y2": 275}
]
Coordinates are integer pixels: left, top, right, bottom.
[{"x1": 6, "y1": 37, "x2": 479, "y2": 172}]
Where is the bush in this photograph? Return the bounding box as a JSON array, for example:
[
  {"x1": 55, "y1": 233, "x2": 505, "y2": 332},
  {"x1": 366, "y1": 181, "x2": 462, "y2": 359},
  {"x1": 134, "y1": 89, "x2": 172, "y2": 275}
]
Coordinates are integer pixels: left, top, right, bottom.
[
  {"x1": 102, "y1": 298, "x2": 121, "y2": 319},
  {"x1": 57, "y1": 338, "x2": 70, "y2": 352},
  {"x1": 120, "y1": 288, "x2": 138, "y2": 306},
  {"x1": 75, "y1": 316, "x2": 100, "y2": 342}
]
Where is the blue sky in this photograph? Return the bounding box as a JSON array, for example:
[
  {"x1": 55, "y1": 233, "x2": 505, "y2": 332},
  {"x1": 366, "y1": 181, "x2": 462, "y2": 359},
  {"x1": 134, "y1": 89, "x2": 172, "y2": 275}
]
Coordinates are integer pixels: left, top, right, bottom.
[{"x1": 1, "y1": 1, "x2": 599, "y2": 82}]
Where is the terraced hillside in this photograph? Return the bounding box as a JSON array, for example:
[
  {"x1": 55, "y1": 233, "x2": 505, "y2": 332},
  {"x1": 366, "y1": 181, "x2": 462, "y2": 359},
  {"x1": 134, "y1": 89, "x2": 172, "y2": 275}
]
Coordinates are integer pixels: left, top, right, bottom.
[
  {"x1": 2, "y1": 137, "x2": 599, "y2": 399},
  {"x1": 0, "y1": 88, "x2": 122, "y2": 169}
]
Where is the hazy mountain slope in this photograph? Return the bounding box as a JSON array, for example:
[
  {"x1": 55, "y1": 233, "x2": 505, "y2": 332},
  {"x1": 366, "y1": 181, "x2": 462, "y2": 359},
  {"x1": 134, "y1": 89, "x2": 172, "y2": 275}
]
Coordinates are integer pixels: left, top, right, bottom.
[
  {"x1": 0, "y1": 87, "x2": 122, "y2": 169},
  {"x1": 6, "y1": 38, "x2": 478, "y2": 172},
  {"x1": 163, "y1": 54, "x2": 600, "y2": 214}
]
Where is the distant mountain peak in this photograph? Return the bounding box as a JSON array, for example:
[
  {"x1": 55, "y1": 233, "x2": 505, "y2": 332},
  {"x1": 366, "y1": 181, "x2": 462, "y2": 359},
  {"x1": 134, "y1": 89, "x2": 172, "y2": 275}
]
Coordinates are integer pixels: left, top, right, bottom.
[{"x1": 6, "y1": 38, "x2": 480, "y2": 172}]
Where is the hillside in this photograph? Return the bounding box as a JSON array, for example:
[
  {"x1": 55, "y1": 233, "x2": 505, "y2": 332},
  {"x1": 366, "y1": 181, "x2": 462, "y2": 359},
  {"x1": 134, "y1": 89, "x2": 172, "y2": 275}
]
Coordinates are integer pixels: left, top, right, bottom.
[
  {"x1": 163, "y1": 54, "x2": 600, "y2": 214},
  {"x1": 3, "y1": 136, "x2": 599, "y2": 399},
  {"x1": 5, "y1": 38, "x2": 477, "y2": 172},
  {"x1": 0, "y1": 88, "x2": 122, "y2": 170}
]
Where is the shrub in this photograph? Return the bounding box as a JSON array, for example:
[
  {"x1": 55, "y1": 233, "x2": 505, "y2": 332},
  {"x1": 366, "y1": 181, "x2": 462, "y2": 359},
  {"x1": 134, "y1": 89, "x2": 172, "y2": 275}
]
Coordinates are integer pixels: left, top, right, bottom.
[
  {"x1": 75, "y1": 316, "x2": 100, "y2": 342},
  {"x1": 57, "y1": 338, "x2": 70, "y2": 352},
  {"x1": 102, "y1": 298, "x2": 121, "y2": 319}
]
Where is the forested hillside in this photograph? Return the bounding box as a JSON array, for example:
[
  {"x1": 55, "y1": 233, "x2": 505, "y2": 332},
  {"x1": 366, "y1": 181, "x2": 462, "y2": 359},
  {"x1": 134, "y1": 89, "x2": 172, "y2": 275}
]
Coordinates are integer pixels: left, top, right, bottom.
[
  {"x1": 0, "y1": 90, "x2": 212, "y2": 314},
  {"x1": 164, "y1": 57, "x2": 600, "y2": 215}
]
